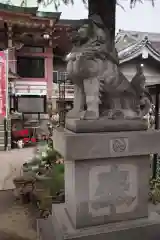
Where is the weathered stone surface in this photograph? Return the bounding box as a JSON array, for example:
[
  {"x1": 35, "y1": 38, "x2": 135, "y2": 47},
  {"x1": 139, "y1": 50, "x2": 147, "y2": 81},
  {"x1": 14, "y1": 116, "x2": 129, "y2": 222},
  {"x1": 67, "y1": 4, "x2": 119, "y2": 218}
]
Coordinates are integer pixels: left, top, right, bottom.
[
  {"x1": 52, "y1": 129, "x2": 160, "y2": 229},
  {"x1": 53, "y1": 128, "x2": 160, "y2": 160},
  {"x1": 65, "y1": 118, "x2": 148, "y2": 133},
  {"x1": 37, "y1": 205, "x2": 160, "y2": 240},
  {"x1": 47, "y1": 129, "x2": 160, "y2": 240},
  {"x1": 64, "y1": 155, "x2": 149, "y2": 228},
  {"x1": 0, "y1": 148, "x2": 34, "y2": 190}
]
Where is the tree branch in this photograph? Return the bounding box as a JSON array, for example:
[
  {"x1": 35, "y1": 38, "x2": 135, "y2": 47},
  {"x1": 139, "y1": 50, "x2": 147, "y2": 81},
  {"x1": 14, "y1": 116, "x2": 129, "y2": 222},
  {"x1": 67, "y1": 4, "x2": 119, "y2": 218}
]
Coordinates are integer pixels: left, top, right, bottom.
[{"x1": 88, "y1": 0, "x2": 116, "y2": 42}]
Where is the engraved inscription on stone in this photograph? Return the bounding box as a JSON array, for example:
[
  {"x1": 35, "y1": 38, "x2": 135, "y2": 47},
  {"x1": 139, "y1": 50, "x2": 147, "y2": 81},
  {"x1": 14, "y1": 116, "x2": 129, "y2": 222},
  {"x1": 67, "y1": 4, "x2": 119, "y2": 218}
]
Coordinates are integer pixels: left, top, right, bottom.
[
  {"x1": 110, "y1": 138, "x2": 128, "y2": 154},
  {"x1": 89, "y1": 164, "x2": 138, "y2": 217}
]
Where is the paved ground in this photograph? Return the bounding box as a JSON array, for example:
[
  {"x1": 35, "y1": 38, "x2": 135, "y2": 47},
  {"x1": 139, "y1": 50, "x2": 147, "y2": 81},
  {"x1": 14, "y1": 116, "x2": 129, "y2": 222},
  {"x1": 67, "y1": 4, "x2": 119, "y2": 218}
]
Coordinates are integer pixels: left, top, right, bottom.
[
  {"x1": 0, "y1": 148, "x2": 37, "y2": 239},
  {"x1": 0, "y1": 190, "x2": 37, "y2": 240},
  {"x1": 0, "y1": 147, "x2": 34, "y2": 190}
]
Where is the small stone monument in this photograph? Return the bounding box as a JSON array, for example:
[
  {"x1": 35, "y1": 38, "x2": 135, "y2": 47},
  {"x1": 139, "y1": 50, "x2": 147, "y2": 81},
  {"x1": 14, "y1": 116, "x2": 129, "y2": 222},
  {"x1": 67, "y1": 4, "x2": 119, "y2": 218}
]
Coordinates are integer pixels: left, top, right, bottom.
[{"x1": 37, "y1": 14, "x2": 160, "y2": 240}]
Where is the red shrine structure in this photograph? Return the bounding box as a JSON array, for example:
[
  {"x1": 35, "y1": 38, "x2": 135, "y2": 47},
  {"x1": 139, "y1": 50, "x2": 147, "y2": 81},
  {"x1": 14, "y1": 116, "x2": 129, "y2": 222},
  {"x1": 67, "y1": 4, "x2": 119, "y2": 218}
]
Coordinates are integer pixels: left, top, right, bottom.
[
  {"x1": 1, "y1": 3, "x2": 160, "y2": 150},
  {"x1": 0, "y1": 3, "x2": 77, "y2": 150},
  {"x1": 0, "y1": 4, "x2": 59, "y2": 97}
]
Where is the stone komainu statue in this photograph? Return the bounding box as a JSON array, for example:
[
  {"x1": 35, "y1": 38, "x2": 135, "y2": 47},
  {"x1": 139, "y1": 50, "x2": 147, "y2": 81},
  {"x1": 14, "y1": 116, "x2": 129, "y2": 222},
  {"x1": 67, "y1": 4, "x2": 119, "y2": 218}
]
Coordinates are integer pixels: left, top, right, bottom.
[{"x1": 66, "y1": 15, "x2": 152, "y2": 124}]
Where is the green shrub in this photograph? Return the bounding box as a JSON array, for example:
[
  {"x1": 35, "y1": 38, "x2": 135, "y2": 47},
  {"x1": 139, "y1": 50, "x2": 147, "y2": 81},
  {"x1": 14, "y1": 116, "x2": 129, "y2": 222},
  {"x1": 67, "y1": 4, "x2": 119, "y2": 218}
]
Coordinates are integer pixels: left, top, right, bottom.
[
  {"x1": 149, "y1": 177, "x2": 160, "y2": 204},
  {"x1": 43, "y1": 164, "x2": 64, "y2": 197}
]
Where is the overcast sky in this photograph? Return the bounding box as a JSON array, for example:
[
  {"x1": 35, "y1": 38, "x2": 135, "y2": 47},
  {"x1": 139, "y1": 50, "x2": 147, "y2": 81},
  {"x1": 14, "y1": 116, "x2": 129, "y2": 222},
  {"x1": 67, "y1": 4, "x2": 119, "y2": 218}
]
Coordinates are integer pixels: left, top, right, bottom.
[{"x1": 2, "y1": 0, "x2": 160, "y2": 33}]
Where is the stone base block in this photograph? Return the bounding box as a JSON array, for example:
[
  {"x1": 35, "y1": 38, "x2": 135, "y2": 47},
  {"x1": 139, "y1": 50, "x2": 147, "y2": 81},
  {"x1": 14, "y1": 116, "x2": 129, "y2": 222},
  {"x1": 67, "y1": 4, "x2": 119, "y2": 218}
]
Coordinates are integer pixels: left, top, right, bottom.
[
  {"x1": 64, "y1": 155, "x2": 149, "y2": 228},
  {"x1": 53, "y1": 128, "x2": 160, "y2": 160},
  {"x1": 53, "y1": 129, "x2": 160, "y2": 228},
  {"x1": 65, "y1": 118, "x2": 148, "y2": 133},
  {"x1": 37, "y1": 204, "x2": 160, "y2": 240}
]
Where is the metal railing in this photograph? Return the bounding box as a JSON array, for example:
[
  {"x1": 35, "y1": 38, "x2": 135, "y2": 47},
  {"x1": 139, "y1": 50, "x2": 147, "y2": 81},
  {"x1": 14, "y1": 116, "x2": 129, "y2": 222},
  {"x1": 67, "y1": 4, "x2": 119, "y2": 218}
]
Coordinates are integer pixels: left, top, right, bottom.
[{"x1": 53, "y1": 83, "x2": 74, "y2": 100}]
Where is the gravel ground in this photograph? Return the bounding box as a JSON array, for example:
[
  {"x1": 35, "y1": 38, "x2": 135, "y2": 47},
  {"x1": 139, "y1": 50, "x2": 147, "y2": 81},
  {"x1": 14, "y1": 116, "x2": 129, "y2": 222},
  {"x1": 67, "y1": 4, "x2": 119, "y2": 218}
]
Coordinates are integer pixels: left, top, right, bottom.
[
  {"x1": 0, "y1": 147, "x2": 38, "y2": 239},
  {"x1": 0, "y1": 190, "x2": 37, "y2": 240},
  {"x1": 0, "y1": 231, "x2": 34, "y2": 240},
  {"x1": 0, "y1": 147, "x2": 35, "y2": 190}
]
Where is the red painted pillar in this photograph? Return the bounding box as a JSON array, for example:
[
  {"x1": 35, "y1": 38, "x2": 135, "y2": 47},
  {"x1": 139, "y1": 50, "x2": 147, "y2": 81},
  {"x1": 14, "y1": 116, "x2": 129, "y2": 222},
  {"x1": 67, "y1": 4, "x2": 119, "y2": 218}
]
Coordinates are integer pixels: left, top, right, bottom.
[{"x1": 45, "y1": 47, "x2": 53, "y2": 99}]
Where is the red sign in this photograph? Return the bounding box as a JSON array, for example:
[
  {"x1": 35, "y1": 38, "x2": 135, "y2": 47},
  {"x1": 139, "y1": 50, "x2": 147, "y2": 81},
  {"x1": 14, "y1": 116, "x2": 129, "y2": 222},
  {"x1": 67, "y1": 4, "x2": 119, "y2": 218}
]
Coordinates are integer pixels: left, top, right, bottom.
[{"x1": 0, "y1": 51, "x2": 7, "y2": 117}]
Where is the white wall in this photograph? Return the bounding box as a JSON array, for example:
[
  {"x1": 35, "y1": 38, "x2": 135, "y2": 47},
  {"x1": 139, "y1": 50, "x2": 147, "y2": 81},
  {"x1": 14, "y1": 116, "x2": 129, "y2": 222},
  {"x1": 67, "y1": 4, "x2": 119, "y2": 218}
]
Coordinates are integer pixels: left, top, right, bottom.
[{"x1": 120, "y1": 58, "x2": 160, "y2": 85}]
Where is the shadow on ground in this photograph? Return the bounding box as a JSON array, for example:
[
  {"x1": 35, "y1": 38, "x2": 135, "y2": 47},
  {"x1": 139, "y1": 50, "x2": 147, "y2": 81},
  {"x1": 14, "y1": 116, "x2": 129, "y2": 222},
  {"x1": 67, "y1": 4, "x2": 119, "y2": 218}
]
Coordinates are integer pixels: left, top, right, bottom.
[
  {"x1": 0, "y1": 231, "x2": 34, "y2": 240},
  {"x1": 0, "y1": 190, "x2": 37, "y2": 240}
]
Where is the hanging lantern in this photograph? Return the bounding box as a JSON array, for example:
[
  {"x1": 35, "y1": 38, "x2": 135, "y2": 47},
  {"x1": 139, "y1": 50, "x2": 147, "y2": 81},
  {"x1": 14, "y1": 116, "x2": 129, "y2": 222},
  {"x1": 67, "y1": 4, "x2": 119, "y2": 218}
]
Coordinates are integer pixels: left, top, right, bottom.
[
  {"x1": 43, "y1": 33, "x2": 50, "y2": 40},
  {"x1": 142, "y1": 48, "x2": 148, "y2": 59}
]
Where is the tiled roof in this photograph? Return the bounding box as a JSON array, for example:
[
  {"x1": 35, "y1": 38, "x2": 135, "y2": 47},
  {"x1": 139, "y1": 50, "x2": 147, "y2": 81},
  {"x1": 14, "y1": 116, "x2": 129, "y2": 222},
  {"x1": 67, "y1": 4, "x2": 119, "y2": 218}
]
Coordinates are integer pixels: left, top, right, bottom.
[
  {"x1": 150, "y1": 41, "x2": 160, "y2": 54},
  {"x1": 116, "y1": 30, "x2": 160, "y2": 54},
  {"x1": 118, "y1": 39, "x2": 160, "y2": 63},
  {"x1": 116, "y1": 30, "x2": 160, "y2": 63},
  {"x1": 0, "y1": 3, "x2": 61, "y2": 20},
  {"x1": 0, "y1": 3, "x2": 38, "y2": 14},
  {"x1": 58, "y1": 19, "x2": 87, "y2": 28},
  {"x1": 53, "y1": 24, "x2": 160, "y2": 61},
  {"x1": 116, "y1": 34, "x2": 137, "y2": 52},
  {"x1": 117, "y1": 30, "x2": 160, "y2": 42}
]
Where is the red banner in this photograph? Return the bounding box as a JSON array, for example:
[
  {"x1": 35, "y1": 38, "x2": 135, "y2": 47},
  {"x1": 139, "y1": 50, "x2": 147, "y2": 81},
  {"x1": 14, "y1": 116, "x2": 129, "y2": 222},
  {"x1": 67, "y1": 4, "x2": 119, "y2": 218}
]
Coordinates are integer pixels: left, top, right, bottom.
[{"x1": 0, "y1": 51, "x2": 7, "y2": 117}]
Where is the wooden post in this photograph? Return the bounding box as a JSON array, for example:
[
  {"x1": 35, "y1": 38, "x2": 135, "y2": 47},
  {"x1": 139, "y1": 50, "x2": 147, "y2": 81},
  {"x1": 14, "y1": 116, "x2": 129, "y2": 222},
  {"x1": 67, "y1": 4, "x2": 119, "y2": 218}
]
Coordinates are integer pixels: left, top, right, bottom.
[
  {"x1": 5, "y1": 21, "x2": 13, "y2": 150},
  {"x1": 152, "y1": 85, "x2": 160, "y2": 178},
  {"x1": 7, "y1": 22, "x2": 12, "y2": 48}
]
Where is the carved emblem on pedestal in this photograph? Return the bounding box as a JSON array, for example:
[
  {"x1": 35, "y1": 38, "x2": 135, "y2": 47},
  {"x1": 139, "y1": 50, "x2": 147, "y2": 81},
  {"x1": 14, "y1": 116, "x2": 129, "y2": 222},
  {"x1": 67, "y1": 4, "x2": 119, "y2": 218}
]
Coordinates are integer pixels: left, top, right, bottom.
[
  {"x1": 110, "y1": 138, "x2": 128, "y2": 154},
  {"x1": 89, "y1": 164, "x2": 138, "y2": 217}
]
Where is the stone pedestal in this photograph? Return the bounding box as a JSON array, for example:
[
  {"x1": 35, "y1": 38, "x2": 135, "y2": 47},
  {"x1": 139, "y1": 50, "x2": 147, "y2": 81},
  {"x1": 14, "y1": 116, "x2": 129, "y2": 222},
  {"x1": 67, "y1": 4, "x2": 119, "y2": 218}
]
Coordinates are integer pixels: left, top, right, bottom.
[
  {"x1": 64, "y1": 155, "x2": 149, "y2": 228},
  {"x1": 37, "y1": 128, "x2": 160, "y2": 239}
]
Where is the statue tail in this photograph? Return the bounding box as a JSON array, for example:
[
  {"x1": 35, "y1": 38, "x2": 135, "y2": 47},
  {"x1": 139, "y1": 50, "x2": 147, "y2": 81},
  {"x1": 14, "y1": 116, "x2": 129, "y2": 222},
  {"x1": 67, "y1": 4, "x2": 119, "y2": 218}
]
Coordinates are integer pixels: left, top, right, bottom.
[{"x1": 116, "y1": 71, "x2": 133, "y2": 92}]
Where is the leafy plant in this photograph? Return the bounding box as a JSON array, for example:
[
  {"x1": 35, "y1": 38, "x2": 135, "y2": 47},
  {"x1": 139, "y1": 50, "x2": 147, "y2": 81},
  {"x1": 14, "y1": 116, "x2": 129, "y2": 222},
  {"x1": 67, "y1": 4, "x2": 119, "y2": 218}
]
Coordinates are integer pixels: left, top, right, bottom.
[
  {"x1": 42, "y1": 164, "x2": 64, "y2": 197},
  {"x1": 149, "y1": 177, "x2": 160, "y2": 204},
  {"x1": 14, "y1": 135, "x2": 64, "y2": 217},
  {"x1": 36, "y1": 0, "x2": 154, "y2": 9}
]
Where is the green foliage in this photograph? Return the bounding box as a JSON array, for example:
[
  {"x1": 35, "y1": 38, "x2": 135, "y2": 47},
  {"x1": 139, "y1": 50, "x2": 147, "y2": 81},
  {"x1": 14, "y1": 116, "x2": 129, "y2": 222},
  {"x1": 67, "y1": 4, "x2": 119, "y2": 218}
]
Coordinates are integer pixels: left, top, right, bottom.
[
  {"x1": 149, "y1": 177, "x2": 160, "y2": 204},
  {"x1": 130, "y1": 0, "x2": 154, "y2": 8},
  {"x1": 38, "y1": 0, "x2": 86, "y2": 9},
  {"x1": 42, "y1": 148, "x2": 60, "y2": 164},
  {"x1": 26, "y1": 142, "x2": 64, "y2": 201},
  {"x1": 37, "y1": 0, "x2": 154, "y2": 9},
  {"x1": 27, "y1": 141, "x2": 61, "y2": 166},
  {"x1": 24, "y1": 157, "x2": 40, "y2": 166},
  {"x1": 45, "y1": 164, "x2": 64, "y2": 196},
  {"x1": 149, "y1": 157, "x2": 160, "y2": 204}
]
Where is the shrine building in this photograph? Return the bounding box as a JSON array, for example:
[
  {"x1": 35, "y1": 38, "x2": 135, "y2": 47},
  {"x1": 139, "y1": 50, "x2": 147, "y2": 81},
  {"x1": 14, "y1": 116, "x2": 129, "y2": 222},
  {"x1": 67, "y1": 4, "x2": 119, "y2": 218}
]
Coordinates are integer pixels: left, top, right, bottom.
[
  {"x1": 0, "y1": 3, "x2": 160, "y2": 149},
  {"x1": 0, "y1": 3, "x2": 64, "y2": 150}
]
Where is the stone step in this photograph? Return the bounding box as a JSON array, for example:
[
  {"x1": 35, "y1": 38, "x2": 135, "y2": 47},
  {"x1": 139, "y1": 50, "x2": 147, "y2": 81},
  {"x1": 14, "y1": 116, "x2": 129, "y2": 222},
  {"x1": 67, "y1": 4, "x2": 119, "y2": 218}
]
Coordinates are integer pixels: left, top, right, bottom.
[
  {"x1": 0, "y1": 120, "x2": 11, "y2": 151},
  {"x1": 0, "y1": 126, "x2": 4, "y2": 131},
  {"x1": 0, "y1": 123, "x2": 11, "y2": 131},
  {"x1": 0, "y1": 144, "x2": 5, "y2": 151},
  {"x1": 0, "y1": 130, "x2": 11, "y2": 134}
]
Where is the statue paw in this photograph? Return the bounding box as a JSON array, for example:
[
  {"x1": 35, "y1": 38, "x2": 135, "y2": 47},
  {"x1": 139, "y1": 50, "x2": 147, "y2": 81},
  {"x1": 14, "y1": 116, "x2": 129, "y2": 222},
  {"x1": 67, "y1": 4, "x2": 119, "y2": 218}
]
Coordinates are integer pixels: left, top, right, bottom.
[
  {"x1": 66, "y1": 109, "x2": 99, "y2": 120},
  {"x1": 80, "y1": 110, "x2": 99, "y2": 120}
]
